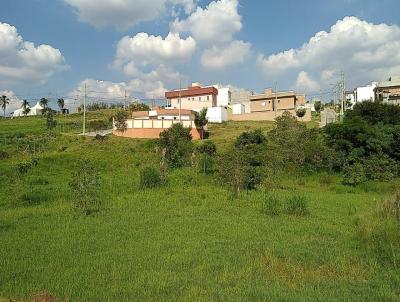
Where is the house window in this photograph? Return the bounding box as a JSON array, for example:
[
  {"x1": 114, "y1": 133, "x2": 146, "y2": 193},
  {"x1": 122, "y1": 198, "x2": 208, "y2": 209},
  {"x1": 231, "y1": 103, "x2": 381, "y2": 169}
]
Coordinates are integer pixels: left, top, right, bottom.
[{"x1": 207, "y1": 95, "x2": 210, "y2": 101}]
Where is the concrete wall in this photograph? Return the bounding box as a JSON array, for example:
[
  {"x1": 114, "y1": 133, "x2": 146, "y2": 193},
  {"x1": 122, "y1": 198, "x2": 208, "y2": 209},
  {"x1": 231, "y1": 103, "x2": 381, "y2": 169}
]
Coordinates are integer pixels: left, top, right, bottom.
[
  {"x1": 355, "y1": 84, "x2": 376, "y2": 102},
  {"x1": 113, "y1": 128, "x2": 202, "y2": 140},
  {"x1": 216, "y1": 87, "x2": 231, "y2": 107},
  {"x1": 206, "y1": 107, "x2": 228, "y2": 123},
  {"x1": 229, "y1": 109, "x2": 311, "y2": 122},
  {"x1": 251, "y1": 96, "x2": 296, "y2": 112}
]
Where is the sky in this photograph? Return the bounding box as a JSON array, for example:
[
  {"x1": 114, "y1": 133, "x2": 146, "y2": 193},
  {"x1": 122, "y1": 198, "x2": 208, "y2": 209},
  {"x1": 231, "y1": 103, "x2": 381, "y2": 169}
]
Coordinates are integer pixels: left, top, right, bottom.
[{"x1": 1, "y1": 0, "x2": 400, "y2": 113}]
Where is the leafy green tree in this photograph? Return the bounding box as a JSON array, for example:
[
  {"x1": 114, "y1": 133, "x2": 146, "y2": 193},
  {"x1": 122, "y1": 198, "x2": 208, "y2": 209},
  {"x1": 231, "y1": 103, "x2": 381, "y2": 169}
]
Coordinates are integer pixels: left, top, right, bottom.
[
  {"x1": 0, "y1": 95, "x2": 10, "y2": 117},
  {"x1": 197, "y1": 140, "x2": 217, "y2": 174},
  {"x1": 314, "y1": 101, "x2": 322, "y2": 113},
  {"x1": 159, "y1": 123, "x2": 193, "y2": 168},
  {"x1": 69, "y1": 158, "x2": 101, "y2": 215},
  {"x1": 129, "y1": 102, "x2": 150, "y2": 112},
  {"x1": 296, "y1": 108, "x2": 307, "y2": 118},
  {"x1": 194, "y1": 108, "x2": 208, "y2": 139},
  {"x1": 114, "y1": 110, "x2": 129, "y2": 132}
]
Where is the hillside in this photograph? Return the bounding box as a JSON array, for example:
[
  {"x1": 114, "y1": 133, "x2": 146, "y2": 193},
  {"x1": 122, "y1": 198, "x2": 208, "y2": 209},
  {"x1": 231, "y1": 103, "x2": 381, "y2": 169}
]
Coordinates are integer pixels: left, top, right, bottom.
[{"x1": 0, "y1": 112, "x2": 399, "y2": 301}]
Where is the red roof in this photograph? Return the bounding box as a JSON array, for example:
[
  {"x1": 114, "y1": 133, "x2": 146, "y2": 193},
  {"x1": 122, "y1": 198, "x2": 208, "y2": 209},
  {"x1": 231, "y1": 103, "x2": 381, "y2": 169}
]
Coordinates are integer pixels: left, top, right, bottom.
[{"x1": 165, "y1": 86, "x2": 218, "y2": 99}]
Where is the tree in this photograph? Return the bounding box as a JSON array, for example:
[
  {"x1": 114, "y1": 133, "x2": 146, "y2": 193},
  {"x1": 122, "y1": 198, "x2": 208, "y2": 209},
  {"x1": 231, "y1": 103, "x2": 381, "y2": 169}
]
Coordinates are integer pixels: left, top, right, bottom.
[
  {"x1": 159, "y1": 123, "x2": 193, "y2": 168},
  {"x1": 194, "y1": 108, "x2": 208, "y2": 139},
  {"x1": 314, "y1": 101, "x2": 322, "y2": 113},
  {"x1": 21, "y1": 100, "x2": 30, "y2": 116},
  {"x1": 296, "y1": 108, "x2": 307, "y2": 118},
  {"x1": 129, "y1": 102, "x2": 150, "y2": 112},
  {"x1": 114, "y1": 110, "x2": 129, "y2": 132},
  {"x1": 0, "y1": 95, "x2": 10, "y2": 117},
  {"x1": 39, "y1": 98, "x2": 49, "y2": 109},
  {"x1": 57, "y1": 98, "x2": 65, "y2": 113}
]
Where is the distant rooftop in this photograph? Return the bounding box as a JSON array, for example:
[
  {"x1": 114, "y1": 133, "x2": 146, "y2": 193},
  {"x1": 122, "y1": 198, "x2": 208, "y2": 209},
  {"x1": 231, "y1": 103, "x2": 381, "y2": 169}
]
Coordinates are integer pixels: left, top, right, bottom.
[{"x1": 377, "y1": 75, "x2": 400, "y2": 88}]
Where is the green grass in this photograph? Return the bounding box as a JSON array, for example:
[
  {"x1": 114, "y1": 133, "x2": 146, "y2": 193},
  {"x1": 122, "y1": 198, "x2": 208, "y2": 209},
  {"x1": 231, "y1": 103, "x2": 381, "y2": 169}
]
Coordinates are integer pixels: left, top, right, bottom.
[{"x1": 0, "y1": 113, "x2": 399, "y2": 301}]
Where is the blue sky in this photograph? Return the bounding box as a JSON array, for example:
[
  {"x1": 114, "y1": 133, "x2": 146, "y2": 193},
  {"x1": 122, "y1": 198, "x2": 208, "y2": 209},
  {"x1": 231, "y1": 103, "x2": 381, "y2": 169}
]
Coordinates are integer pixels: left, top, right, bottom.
[{"x1": 1, "y1": 0, "x2": 400, "y2": 111}]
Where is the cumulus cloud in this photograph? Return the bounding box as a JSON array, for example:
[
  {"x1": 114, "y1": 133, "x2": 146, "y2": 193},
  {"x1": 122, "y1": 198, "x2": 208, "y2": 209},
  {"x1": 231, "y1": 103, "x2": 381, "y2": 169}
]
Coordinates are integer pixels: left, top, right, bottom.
[
  {"x1": 0, "y1": 22, "x2": 68, "y2": 86},
  {"x1": 64, "y1": 0, "x2": 196, "y2": 30},
  {"x1": 257, "y1": 16, "x2": 400, "y2": 92},
  {"x1": 171, "y1": 0, "x2": 242, "y2": 46},
  {"x1": 201, "y1": 40, "x2": 251, "y2": 70},
  {"x1": 114, "y1": 32, "x2": 196, "y2": 69},
  {"x1": 295, "y1": 71, "x2": 320, "y2": 92}
]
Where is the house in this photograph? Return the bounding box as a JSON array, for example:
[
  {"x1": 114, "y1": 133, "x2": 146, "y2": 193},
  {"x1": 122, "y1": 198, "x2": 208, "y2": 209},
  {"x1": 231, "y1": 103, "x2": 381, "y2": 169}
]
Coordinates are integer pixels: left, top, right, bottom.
[
  {"x1": 375, "y1": 76, "x2": 400, "y2": 105},
  {"x1": 113, "y1": 108, "x2": 204, "y2": 140},
  {"x1": 229, "y1": 88, "x2": 310, "y2": 121},
  {"x1": 231, "y1": 89, "x2": 253, "y2": 113},
  {"x1": 165, "y1": 83, "x2": 218, "y2": 111},
  {"x1": 213, "y1": 86, "x2": 232, "y2": 107}
]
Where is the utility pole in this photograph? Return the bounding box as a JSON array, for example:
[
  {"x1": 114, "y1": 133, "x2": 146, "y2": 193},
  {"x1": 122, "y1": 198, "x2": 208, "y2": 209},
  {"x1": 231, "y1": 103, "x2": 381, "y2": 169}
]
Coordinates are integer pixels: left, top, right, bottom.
[
  {"x1": 124, "y1": 89, "x2": 127, "y2": 110},
  {"x1": 274, "y1": 82, "x2": 278, "y2": 117},
  {"x1": 179, "y1": 78, "x2": 182, "y2": 123},
  {"x1": 339, "y1": 71, "x2": 345, "y2": 119},
  {"x1": 83, "y1": 83, "x2": 86, "y2": 136}
]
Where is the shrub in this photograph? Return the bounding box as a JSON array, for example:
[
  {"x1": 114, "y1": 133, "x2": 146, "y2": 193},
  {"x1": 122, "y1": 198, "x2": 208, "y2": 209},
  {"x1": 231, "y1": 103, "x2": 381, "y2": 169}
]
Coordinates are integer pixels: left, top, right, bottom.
[
  {"x1": 69, "y1": 158, "x2": 101, "y2": 215},
  {"x1": 286, "y1": 195, "x2": 309, "y2": 216},
  {"x1": 159, "y1": 123, "x2": 193, "y2": 168},
  {"x1": 197, "y1": 154, "x2": 215, "y2": 174},
  {"x1": 262, "y1": 193, "x2": 281, "y2": 216},
  {"x1": 129, "y1": 102, "x2": 150, "y2": 112},
  {"x1": 296, "y1": 108, "x2": 307, "y2": 118},
  {"x1": 114, "y1": 110, "x2": 129, "y2": 132},
  {"x1": 139, "y1": 166, "x2": 165, "y2": 189},
  {"x1": 45, "y1": 111, "x2": 57, "y2": 130},
  {"x1": 235, "y1": 129, "x2": 266, "y2": 149},
  {"x1": 197, "y1": 140, "x2": 217, "y2": 156},
  {"x1": 314, "y1": 101, "x2": 322, "y2": 113},
  {"x1": 363, "y1": 155, "x2": 399, "y2": 181},
  {"x1": 342, "y1": 163, "x2": 367, "y2": 186}
]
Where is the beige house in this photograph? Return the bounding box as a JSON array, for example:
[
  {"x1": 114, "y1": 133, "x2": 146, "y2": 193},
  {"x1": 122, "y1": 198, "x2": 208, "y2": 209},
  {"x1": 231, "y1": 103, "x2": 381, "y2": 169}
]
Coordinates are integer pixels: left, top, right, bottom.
[
  {"x1": 165, "y1": 83, "x2": 218, "y2": 110},
  {"x1": 375, "y1": 75, "x2": 400, "y2": 105},
  {"x1": 250, "y1": 88, "x2": 306, "y2": 112}
]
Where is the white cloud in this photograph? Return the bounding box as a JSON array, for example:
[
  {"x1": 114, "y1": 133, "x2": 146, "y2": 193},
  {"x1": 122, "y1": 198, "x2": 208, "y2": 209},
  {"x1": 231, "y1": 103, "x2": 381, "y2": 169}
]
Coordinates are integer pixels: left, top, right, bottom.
[
  {"x1": 171, "y1": 0, "x2": 242, "y2": 46},
  {"x1": 0, "y1": 22, "x2": 67, "y2": 86},
  {"x1": 201, "y1": 40, "x2": 251, "y2": 70},
  {"x1": 295, "y1": 71, "x2": 320, "y2": 92},
  {"x1": 64, "y1": 0, "x2": 196, "y2": 30},
  {"x1": 0, "y1": 90, "x2": 22, "y2": 115},
  {"x1": 114, "y1": 32, "x2": 196, "y2": 69},
  {"x1": 258, "y1": 16, "x2": 400, "y2": 92}
]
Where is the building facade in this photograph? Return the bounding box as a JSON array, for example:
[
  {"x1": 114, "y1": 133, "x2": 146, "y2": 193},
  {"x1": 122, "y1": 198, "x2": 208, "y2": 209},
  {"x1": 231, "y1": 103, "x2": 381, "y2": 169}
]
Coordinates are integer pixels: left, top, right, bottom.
[
  {"x1": 249, "y1": 89, "x2": 306, "y2": 113},
  {"x1": 165, "y1": 83, "x2": 218, "y2": 111},
  {"x1": 375, "y1": 76, "x2": 400, "y2": 105}
]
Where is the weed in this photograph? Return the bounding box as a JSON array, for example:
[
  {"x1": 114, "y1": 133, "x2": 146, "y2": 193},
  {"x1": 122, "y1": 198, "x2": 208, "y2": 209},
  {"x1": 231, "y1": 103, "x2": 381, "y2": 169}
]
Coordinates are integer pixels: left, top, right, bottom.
[
  {"x1": 262, "y1": 193, "x2": 281, "y2": 216},
  {"x1": 286, "y1": 194, "x2": 309, "y2": 216}
]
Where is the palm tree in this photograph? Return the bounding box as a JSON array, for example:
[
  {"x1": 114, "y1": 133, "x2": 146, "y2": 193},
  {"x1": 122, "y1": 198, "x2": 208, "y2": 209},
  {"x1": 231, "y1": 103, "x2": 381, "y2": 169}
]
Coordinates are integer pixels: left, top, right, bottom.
[
  {"x1": 0, "y1": 95, "x2": 10, "y2": 117},
  {"x1": 21, "y1": 100, "x2": 30, "y2": 116},
  {"x1": 57, "y1": 98, "x2": 65, "y2": 114},
  {"x1": 39, "y1": 98, "x2": 49, "y2": 115}
]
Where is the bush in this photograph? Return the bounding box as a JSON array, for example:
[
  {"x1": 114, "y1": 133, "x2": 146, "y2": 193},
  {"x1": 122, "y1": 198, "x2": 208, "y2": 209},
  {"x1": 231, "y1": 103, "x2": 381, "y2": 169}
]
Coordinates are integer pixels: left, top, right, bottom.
[
  {"x1": 363, "y1": 155, "x2": 399, "y2": 181},
  {"x1": 342, "y1": 163, "x2": 367, "y2": 186},
  {"x1": 197, "y1": 140, "x2": 217, "y2": 156},
  {"x1": 139, "y1": 166, "x2": 165, "y2": 189},
  {"x1": 262, "y1": 193, "x2": 281, "y2": 216},
  {"x1": 197, "y1": 154, "x2": 215, "y2": 174},
  {"x1": 69, "y1": 158, "x2": 101, "y2": 215},
  {"x1": 159, "y1": 123, "x2": 193, "y2": 168},
  {"x1": 286, "y1": 195, "x2": 309, "y2": 216},
  {"x1": 296, "y1": 108, "x2": 307, "y2": 118},
  {"x1": 114, "y1": 110, "x2": 129, "y2": 132},
  {"x1": 235, "y1": 129, "x2": 266, "y2": 149}
]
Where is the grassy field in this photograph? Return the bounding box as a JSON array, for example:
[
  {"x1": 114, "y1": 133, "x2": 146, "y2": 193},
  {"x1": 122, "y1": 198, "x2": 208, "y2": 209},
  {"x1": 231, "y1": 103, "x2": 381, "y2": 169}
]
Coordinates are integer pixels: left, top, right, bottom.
[{"x1": 0, "y1": 113, "x2": 399, "y2": 301}]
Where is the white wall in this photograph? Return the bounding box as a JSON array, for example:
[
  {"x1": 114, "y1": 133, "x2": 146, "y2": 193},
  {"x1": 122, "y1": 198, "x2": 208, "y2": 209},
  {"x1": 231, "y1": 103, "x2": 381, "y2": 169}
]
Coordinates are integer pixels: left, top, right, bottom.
[
  {"x1": 355, "y1": 83, "x2": 376, "y2": 103},
  {"x1": 206, "y1": 107, "x2": 228, "y2": 123},
  {"x1": 216, "y1": 87, "x2": 231, "y2": 107},
  {"x1": 232, "y1": 104, "x2": 245, "y2": 115}
]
